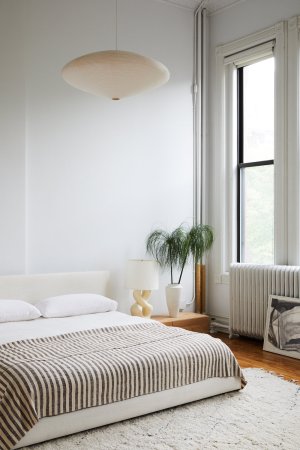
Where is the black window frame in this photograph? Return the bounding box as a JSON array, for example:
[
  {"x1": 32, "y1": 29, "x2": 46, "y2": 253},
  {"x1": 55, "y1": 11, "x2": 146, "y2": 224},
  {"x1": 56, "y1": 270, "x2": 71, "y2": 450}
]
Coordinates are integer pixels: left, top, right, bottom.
[{"x1": 237, "y1": 65, "x2": 274, "y2": 262}]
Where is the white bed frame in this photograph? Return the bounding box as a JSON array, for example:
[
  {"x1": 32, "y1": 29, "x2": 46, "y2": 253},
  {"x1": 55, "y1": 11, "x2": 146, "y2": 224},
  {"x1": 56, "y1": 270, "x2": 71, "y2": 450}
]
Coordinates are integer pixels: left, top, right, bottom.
[{"x1": 0, "y1": 271, "x2": 241, "y2": 449}]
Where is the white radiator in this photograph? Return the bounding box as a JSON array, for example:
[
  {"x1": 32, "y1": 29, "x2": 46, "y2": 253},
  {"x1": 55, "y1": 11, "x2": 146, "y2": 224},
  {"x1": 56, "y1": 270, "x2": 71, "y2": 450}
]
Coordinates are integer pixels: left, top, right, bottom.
[{"x1": 229, "y1": 263, "x2": 300, "y2": 339}]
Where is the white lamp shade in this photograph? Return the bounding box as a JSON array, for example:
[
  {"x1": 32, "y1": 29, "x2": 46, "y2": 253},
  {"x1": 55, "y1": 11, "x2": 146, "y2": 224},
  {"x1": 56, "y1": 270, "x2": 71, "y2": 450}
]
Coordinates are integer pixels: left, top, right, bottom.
[
  {"x1": 125, "y1": 260, "x2": 159, "y2": 290},
  {"x1": 62, "y1": 50, "x2": 170, "y2": 100}
]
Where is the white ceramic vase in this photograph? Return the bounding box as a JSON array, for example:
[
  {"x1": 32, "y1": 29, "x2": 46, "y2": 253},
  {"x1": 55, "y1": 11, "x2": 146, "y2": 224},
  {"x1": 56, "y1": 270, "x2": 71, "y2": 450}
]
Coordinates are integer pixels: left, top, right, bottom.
[{"x1": 165, "y1": 283, "x2": 183, "y2": 318}]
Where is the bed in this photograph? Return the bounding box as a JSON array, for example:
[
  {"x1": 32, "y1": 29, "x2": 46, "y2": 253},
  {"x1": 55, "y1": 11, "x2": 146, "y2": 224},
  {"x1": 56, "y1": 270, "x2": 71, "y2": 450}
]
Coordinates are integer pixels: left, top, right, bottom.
[{"x1": 0, "y1": 271, "x2": 245, "y2": 449}]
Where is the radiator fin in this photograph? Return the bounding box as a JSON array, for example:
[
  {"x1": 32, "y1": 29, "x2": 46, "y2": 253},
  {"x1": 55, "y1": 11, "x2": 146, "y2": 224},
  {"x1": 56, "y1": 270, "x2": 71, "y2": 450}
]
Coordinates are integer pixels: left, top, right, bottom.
[{"x1": 229, "y1": 263, "x2": 300, "y2": 339}]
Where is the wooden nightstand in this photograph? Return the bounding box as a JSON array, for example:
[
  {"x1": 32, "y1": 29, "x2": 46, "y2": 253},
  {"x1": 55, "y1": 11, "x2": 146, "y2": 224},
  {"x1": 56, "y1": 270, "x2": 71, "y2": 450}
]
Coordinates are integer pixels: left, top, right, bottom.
[{"x1": 152, "y1": 312, "x2": 210, "y2": 333}]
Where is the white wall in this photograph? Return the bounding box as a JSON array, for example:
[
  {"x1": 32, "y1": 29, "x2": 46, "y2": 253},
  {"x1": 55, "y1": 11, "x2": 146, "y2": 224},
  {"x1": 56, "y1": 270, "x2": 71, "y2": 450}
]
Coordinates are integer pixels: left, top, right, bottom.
[
  {"x1": 0, "y1": 0, "x2": 194, "y2": 313},
  {"x1": 207, "y1": 0, "x2": 300, "y2": 323},
  {"x1": 0, "y1": 0, "x2": 26, "y2": 275}
]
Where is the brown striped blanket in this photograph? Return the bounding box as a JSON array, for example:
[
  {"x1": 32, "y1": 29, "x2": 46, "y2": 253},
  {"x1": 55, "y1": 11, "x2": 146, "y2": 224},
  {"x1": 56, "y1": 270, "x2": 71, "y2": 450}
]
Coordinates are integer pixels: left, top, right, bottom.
[{"x1": 0, "y1": 322, "x2": 246, "y2": 449}]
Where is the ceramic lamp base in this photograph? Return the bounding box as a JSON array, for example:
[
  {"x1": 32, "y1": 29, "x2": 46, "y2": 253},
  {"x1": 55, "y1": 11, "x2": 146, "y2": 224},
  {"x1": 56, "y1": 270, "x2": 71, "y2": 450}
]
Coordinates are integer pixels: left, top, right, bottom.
[{"x1": 130, "y1": 289, "x2": 153, "y2": 318}]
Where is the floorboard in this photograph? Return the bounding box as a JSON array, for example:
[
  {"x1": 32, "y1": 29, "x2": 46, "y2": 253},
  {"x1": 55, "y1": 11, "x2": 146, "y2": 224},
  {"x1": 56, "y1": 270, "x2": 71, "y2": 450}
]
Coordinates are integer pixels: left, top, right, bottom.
[{"x1": 212, "y1": 332, "x2": 300, "y2": 384}]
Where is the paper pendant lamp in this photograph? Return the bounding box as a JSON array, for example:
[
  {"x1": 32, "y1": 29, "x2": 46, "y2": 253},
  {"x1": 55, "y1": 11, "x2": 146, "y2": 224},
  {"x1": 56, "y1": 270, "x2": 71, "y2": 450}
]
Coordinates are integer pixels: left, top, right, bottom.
[{"x1": 62, "y1": 50, "x2": 170, "y2": 100}]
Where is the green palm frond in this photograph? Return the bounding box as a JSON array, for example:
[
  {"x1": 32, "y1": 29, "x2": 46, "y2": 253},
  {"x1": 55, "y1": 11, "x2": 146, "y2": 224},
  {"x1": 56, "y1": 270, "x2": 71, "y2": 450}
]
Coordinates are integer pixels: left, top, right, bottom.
[
  {"x1": 146, "y1": 229, "x2": 170, "y2": 268},
  {"x1": 188, "y1": 224, "x2": 214, "y2": 264},
  {"x1": 146, "y1": 224, "x2": 214, "y2": 284},
  {"x1": 146, "y1": 226, "x2": 188, "y2": 283}
]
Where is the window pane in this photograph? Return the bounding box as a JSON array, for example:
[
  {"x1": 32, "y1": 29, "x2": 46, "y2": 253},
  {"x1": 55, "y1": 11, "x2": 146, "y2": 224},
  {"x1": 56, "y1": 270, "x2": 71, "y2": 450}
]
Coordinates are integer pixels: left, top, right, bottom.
[
  {"x1": 243, "y1": 58, "x2": 274, "y2": 163},
  {"x1": 241, "y1": 165, "x2": 274, "y2": 264}
]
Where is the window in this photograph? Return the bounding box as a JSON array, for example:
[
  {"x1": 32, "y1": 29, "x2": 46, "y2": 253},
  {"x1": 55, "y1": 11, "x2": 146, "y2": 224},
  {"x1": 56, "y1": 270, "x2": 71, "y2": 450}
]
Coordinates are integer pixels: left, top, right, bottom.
[
  {"x1": 216, "y1": 22, "x2": 290, "y2": 276},
  {"x1": 237, "y1": 57, "x2": 274, "y2": 264}
]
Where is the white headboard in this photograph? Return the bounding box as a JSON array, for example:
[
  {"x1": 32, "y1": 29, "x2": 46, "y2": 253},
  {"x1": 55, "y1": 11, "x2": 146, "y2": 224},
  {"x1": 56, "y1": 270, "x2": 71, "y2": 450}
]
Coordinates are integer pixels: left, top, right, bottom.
[{"x1": 0, "y1": 271, "x2": 110, "y2": 304}]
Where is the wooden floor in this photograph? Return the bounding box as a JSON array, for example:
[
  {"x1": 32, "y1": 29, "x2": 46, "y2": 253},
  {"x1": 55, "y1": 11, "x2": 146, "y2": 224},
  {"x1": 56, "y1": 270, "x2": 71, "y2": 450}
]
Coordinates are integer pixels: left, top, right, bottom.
[{"x1": 213, "y1": 332, "x2": 300, "y2": 384}]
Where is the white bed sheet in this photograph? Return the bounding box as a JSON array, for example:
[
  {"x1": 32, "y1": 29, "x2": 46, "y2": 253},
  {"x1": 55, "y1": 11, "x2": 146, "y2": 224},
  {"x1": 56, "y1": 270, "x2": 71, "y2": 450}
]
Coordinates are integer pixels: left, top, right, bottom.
[{"x1": 0, "y1": 311, "x2": 151, "y2": 345}]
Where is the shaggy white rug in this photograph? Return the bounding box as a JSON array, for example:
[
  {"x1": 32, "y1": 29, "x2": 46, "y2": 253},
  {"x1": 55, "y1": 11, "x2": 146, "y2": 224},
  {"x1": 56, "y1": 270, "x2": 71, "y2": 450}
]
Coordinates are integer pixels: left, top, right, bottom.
[{"x1": 24, "y1": 368, "x2": 300, "y2": 450}]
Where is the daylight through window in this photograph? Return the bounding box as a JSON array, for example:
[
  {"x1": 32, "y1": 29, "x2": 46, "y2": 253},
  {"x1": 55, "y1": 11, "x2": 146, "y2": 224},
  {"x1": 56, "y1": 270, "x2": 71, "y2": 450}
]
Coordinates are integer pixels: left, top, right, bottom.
[{"x1": 237, "y1": 57, "x2": 275, "y2": 264}]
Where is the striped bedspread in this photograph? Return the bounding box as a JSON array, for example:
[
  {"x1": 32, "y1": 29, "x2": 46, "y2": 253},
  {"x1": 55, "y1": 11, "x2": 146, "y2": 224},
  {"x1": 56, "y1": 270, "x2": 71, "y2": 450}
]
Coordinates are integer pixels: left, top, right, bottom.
[{"x1": 0, "y1": 322, "x2": 246, "y2": 449}]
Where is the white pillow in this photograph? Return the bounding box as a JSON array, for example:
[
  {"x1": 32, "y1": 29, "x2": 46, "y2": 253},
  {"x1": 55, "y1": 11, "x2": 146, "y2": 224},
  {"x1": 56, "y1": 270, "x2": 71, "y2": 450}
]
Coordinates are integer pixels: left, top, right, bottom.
[
  {"x1": 0, "y1": 300, "x2": 41, "y2": 323},
  {"x1": 36, "y1": 293, "x2": 118, "y2": 318}
]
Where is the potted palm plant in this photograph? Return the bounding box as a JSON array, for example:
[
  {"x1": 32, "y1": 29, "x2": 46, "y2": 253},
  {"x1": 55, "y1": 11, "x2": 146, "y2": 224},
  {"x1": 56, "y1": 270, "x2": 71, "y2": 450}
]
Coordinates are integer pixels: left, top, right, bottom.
[
  {"x1": 146, "y1": 224, "x2": 214, "y2": 317},
  {"x1": 146, "y1": 226, "x2": 188, "y2": 317}
]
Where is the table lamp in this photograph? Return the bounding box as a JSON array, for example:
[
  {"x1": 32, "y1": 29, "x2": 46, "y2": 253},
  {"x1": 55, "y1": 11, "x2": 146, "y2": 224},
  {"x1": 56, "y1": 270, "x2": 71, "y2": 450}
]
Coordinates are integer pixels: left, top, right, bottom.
[{"x1": 125, "y1": 259, "x2": 159, "y2": 318}]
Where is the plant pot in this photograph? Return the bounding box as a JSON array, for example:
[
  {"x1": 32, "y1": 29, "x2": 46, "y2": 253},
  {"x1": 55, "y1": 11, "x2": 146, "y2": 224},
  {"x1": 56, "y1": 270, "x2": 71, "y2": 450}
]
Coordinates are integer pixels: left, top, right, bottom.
[{"x1": 165, "y1": 284, "x2": 183, "y2": 318}]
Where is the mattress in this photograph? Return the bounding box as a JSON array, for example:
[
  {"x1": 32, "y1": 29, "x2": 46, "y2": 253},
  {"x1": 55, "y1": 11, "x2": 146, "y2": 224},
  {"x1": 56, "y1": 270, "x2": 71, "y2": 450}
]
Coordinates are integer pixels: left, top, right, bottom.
[
  {"x1": 0, "y1": 312, "x2": 245, "y2": 449},
  {"x1": 0, "y1": 311, "x2": 150, "y2": 345}
]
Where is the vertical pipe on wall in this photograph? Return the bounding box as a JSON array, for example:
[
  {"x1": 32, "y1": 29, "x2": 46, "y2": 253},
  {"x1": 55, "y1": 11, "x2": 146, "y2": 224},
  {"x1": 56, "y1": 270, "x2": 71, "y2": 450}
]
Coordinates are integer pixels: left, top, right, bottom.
[
  {"x1": 193, "y1": 4, "x2": 202, "y2": 228},
  {"x1": 193, "y1": 3, "x2": 209, "y2": 313},
  {"x1": 201, "y1": 8, "x2": 208, "y2": 226},
  {"x1": 188, "y1": 3, "x2": 203, "y2": 309},
  {"x1": 193, "y1": 2, "x2": 208, "y2": 227}
]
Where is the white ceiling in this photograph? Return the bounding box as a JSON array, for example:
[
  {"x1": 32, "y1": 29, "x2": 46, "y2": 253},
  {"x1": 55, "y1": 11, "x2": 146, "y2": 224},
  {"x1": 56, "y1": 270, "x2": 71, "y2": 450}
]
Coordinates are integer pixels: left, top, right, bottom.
[{"x1": 161, "y1": 0, "x2": 245, "y2": 13}]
